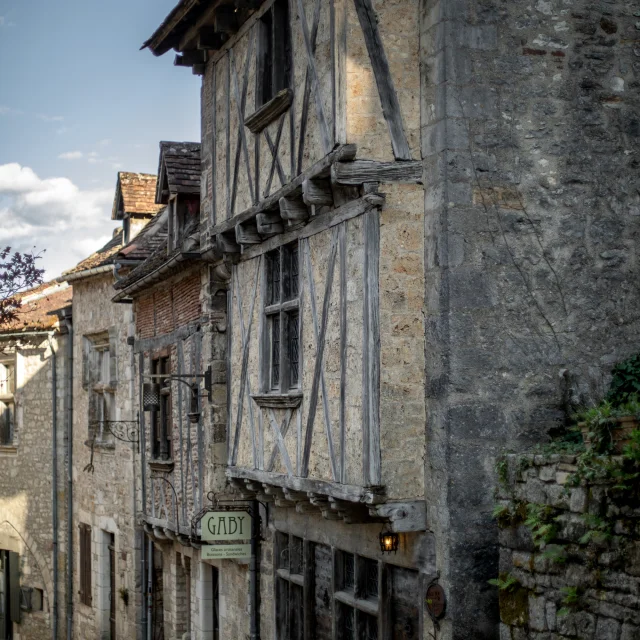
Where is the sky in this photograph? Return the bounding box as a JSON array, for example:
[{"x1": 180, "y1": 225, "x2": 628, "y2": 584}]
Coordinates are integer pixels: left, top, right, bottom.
[{"x1": 0, "y1": 0, "x2": 201, "y2": 279}]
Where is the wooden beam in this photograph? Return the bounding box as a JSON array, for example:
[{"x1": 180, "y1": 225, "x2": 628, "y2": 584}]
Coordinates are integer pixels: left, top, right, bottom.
[
  {"x1": 353, "y1": 0, "x2": 413, "y2": 160},
  {"x1": 244, "y1": 88, "x2": 293, "y2": 135},
  {"x1": 331, "y1": 160, "x2": 423, "y2": 185},
  {"x1": 209, "y1": 144, "x2": 357, "y2": 237},
  {"x1": 175, "y1": 50, "x2": 206, "y2": 66},
  {"x1": 279, "y1": 197, "x2": 309, "y2": 225},
  {"x1": 197, "y1": 27, "x2": 229, "y2": 51},
  {"x1": 235, "y1": 221, "x2": 261, "y2": 245},
  {"x1": 214, "y1": 4, "x2": 239, "y2": 33},
  {"x1": 192, "y1": 64, "x2": 206, "y2": 76},
  {"x1": 216, "y1": 233, "x2": 241, "y2": 254},
  {"x1": 303, "y1": 178, "x2": 334, "y2": 206},
  {"x1": 256, "y1": 212, "x2": 284, "y2": 237}
]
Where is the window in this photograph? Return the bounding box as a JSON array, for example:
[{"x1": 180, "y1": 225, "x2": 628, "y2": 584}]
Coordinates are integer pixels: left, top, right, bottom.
[
  {"x1": 151, "y1": 355, "x2": 172, "y2": 460},
  {"x1": 79, "y1": 524, "x2": 92, "y2": 607},
  {"x1": 264, "y1": 243, "x2": 300, "y2": 393},
  {"x1": 0, "y1": 360, "x2": 15, "y2": 446},
  {"x1": 274, "y1": 534, "x2": 387, "y2": 640},
  {"x1": 170, "y1": 197, "x2": 200, "y2": 251},
  {"x1": 275, "y1": 533, "x2": 304, "y2": 640},
  {"x1": 108, "y1": 533, "x2": 116, "y2": 640},
  {"x1": 83, "y1": 331, "x2": 117, "y2": 445},
  {"x1": 257, "y1": 0, "x2": 291, "y2": 107}
]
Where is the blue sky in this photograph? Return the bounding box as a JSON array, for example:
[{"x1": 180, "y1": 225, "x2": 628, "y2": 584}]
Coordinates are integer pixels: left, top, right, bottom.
[{"x1": 0, "y1": 0, "x2": 200, "y2": 278}]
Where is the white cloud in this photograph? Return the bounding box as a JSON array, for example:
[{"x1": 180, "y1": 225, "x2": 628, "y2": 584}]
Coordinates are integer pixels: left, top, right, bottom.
[
  {"x1": 0, "y1": 163, "x2": 115, "y2": 279},
  {"x1": 58, "y1": 151, "x2": 83, "y2": 160},
  {"x1": 0, "y1": 106, "x2": 21, "y2": 116},
  {"x1": 37, "y1": 114, "x2": 64, "y2": 123},
  {"x1": 97, "y1": 139, "x2": 111, "y2": 147},
  {"x1": 56, "y1": 126, "x2": 70, "y2": 135}
]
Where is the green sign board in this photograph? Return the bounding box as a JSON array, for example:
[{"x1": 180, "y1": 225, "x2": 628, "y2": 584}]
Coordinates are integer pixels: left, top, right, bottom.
[
  {"x1": 201, "y1": 511, "x2": 252, "y2": 542},
  {"x1": 202, "y1": 544, "x2": 251, "y2": 560}
]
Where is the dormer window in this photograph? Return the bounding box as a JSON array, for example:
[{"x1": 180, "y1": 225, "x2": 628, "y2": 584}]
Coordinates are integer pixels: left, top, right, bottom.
[
  {"x1": 257, "y1": 0, "x2": 291, "y2": 108},
  {"x1": 170, "y1": 197, "x2": 200, "y2": 251}
]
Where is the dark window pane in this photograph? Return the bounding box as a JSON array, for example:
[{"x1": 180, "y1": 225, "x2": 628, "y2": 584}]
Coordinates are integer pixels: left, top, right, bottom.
[
  {"x1": 288, "y1": 311, "x2": 299, "y2": 387},
  {"x1": 340, "y1": 605, "x2": 355, "y2": 640},
  {"x1": 364, "y1": 559, "x2": 378, "y2": 599},
  {"x1": 277, "y1": 532, "x2": 289, "y2": 569},
  {"x1": 260, "y1": 9, "x2": 273, "y2": 106},
  {"x1": 283, "y1": 243, "x2": 299, "y2": 301},
  {"x1": 271, "y1": 315, "x2": 280, "y2": 389},
  {"x1": 343, "y1": 553, "x2": 355, "y2": 591},
  {"x1": 290, "y1": 583, "x2": 304, "y2": 640},
  {"x1": 276, "y1": 577, "x2": 289, "y2": 639},
  {"x1": 290, "y1": 536, "x2": 303, "y2": 574},
  {"x1": 267, "y1": 250, "x2": 280, "y2": 305},
  {"x1": 359, "y1": 613, "x2": 378, "y2": 640}
]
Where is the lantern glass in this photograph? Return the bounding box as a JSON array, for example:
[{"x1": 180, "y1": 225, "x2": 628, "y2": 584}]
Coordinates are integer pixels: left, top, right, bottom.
[
  {"x1": 143, "y1": 383, "x2": 161, "y2": 411},
  {"x1": 379, "y1": 530, "x2": 399, "y2": 554}
]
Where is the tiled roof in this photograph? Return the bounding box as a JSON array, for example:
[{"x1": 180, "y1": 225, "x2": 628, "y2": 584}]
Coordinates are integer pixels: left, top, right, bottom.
[
  {"x1": 112, "y1": 172, "x2": 165, "y2": 220},
  {"x1": 0, "y1": 282, "x2": 72, "y2": 334},
  {"x1": 157, "y1": 141, "x2": 201, "y2": 204},
  {"x1": 117, "y1": 207, "x2": 169, "y2": 263},
  {"x1": 61, "y1": 230, "x2": 124, "y2": 278},
  {"x1": 113, "y1": 218, "x2": 200, "y2": 293}
]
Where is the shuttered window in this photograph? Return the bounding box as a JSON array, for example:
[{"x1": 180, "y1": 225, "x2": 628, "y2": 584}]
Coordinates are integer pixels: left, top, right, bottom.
[{"x1": 79, "y1": 524, "x2": 92, "y2": 606}]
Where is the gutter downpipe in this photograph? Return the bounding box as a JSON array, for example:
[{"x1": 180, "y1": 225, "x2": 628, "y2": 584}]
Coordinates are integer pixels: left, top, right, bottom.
[
  {"x1": 49, "y1": 336, "x2": 58, "y2": 640},
  {"x1": 250, "y1": 499, "x2": 260, "y2": 640},
  {"x1": 64, "y1": 316, "x2": 74, "y2": 640},
  {"x1": 138, "y1": 351, "x2": 148, "y2": 640}
]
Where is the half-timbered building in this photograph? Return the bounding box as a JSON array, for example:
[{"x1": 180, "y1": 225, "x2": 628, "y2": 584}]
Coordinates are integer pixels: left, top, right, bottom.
[{"x1": 145, "y1": 1, "x2": 427, "y2": 638}]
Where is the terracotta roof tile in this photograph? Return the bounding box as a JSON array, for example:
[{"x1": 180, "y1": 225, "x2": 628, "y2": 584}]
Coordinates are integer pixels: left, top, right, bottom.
[
  {"x1": 61, "y1": 230, "x2": 124, "y2": 278},
  {"x1": 112, "y1": 172, "x2": 165, "y2": 220},
  {"x1": 116, "y1": 207, "x2": 169, "y2": 263},
  {"x1": 0, "y1": 282, "x2": 72, "y2": 334}
]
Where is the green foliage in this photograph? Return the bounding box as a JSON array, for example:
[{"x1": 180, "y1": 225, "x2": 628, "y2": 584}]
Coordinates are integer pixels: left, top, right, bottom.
[
  {"x1": 575, "y1": 398, "x2": 640, "y2": 454},
  {"x1": 496, "y1": 455, "x2": 509, "y2": 487},
  {"x1": 623, "y1": 429, "x2": 640, "y2": 462},
  {"x1": 579, "y1": 514, "x2": 612, "y2": 546},
  {"x1": 525, "y1": 503, "x2": 559, "y2": 547},
  {"x1": 606, "y1": 353, "x2": 640, "y2": 406},
  {"x1": 542, "y1": 544, "x2": 567, "y2": 564},
  {"x1": 488, "y1": 574, "x2": 519, "y2": 592}
]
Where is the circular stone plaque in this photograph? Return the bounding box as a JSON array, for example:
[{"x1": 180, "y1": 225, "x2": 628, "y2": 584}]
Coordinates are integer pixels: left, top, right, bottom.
[{"x1": 426, "y1": 583, "x2": 446, "y2": 619}]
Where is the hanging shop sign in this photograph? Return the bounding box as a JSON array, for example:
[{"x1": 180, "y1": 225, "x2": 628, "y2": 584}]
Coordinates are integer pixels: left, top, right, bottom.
[
  {"x1": 201, "y1": 511, "x2": 252, "y2": 542},
  {"x1": 202, "y1": 544, "x2": 251, "y2": 560},
  {"x1": 426, "y1": 583, "x2": 446, "y2": 619}
]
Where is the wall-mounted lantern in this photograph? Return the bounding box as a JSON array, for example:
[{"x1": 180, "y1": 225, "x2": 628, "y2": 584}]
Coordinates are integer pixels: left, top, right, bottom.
[
  {"x1": 379, "y1": 529, "x2": 399, "y2": 555},
  {"x1": 143, "y1": 365, "x2": 212, "y2": 424}
]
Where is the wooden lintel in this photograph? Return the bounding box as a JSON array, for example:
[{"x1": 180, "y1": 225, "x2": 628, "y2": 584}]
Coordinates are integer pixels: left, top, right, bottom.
[
  {"x1": 279, "y1": 197, "x2": 309, "y2": 224},
  {"x1": 303, "y1": 178, "x2": 334, "y2": 207},
  {"x1": 244, "y1": 88, "x2": 293, "y2": 134},
  {"x1": 332, "y1": 160, "x2": 423, "y2": 185},
  {"x1": 214, "y1": 5, "x2": 240, "y2": 33},
  {"x1": 235, "y1": 221, "x2": 261, "y2": 245},
  {"x1": 216, "y1": 233, "x2": 240, "y2": 254},
  {"x1": 197, "y1": 27, "x2": 230, "y2": 51}
]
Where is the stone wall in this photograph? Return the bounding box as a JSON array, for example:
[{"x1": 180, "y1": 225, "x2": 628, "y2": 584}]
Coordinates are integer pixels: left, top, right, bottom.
[
  {"x1": 71, "y1": 274, "x2": 139, "y2": 640},
  {"x1": 496, "y1": 453, "x2": 640, "y2": 640},
  {"x1": 421, "y1": 0, "x2": 640, "y2": 636},
  {"x1": 0, "y1": 333, "x2": 69, "y2": 640}
]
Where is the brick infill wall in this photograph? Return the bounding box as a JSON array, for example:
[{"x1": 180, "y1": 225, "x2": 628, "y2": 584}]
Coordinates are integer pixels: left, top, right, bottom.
[{"x1": 495, "y1": 453, "x2": 640, "y2": 640}]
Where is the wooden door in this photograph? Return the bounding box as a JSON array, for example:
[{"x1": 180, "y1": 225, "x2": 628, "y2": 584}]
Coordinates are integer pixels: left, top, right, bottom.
[
  {"x1": 108, "y1": 535, "x2": 116, "y2": 640},
  {"x1": 0, "y1": 551, "x2": 6, "y2": 640},
  {"x1": 151, "y1": 546, "x2": 164, "y2": 640}
]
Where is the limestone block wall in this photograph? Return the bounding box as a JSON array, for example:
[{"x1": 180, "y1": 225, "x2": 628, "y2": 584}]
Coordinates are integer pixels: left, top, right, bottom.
[
  {"x1": 71, "y1": 275, "x2": 139, "y2": 640},
  {"x1": 421, "y1": 0, "x2": 640, "y2": 636},
  {"x1": 496, "y1": 453, "x2": 640, "y2": 640},
  {"x1": 0, "y1": 333, "x2": 68, "y2": 640}
]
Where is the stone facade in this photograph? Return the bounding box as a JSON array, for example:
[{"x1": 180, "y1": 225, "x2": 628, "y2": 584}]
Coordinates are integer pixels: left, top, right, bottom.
[
  {"x1": 0, "y1": 284, "x2": 71, "y2": 640},
  {"x1": 497, "y1": 453, "x2": 640, "y2": 640},
  {"x1": 70, "y1": 273, "x2": 139, "y2": 640}
]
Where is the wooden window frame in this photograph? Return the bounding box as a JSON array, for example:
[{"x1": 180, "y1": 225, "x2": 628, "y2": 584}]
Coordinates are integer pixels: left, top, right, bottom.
[
  {"x1": 0, "y1": 359, "x2": 15, "y2": 446},
  {"x1": 79, "y1": 523, "x2": 92, "y2": 607},
  {"x1": 150, "y1": 355, "x2": 172, "y2": 461},
  {"x1": 256, "y1": 0, "x2": 291, "y2": 109},
  {"x1": 274, "y1": 533, "x2": 389, "y2": 640},
  {"x1": 263, "y1": 242, "x2": 301, "y2": 395}
]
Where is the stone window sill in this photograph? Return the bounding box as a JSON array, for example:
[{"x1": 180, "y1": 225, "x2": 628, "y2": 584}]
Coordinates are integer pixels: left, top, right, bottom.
[
  {"x1": 244, "y1": 88, "x2": 293, "y2": 134},
  {"x1": 149, "y1": 459, "x2": 175, "y2": 473},
  {"x1": 251, "y1": 393, "x2": 303, "y2": 409},
  {"x1": 85, "y1": 439, "x2": 116, "y2": 452},
  {"x1": 0, "y1": 445, "x2": 17, "y2": 455}
]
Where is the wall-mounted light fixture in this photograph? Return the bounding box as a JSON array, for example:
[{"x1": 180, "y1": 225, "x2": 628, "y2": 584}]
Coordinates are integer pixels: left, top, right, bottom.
[
  {"x1": 379, "y1": 529, "x2": 399, "y2": 555},
  {"x1": 143, "y1": 365, "x2": 213, "y2": 424}
]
